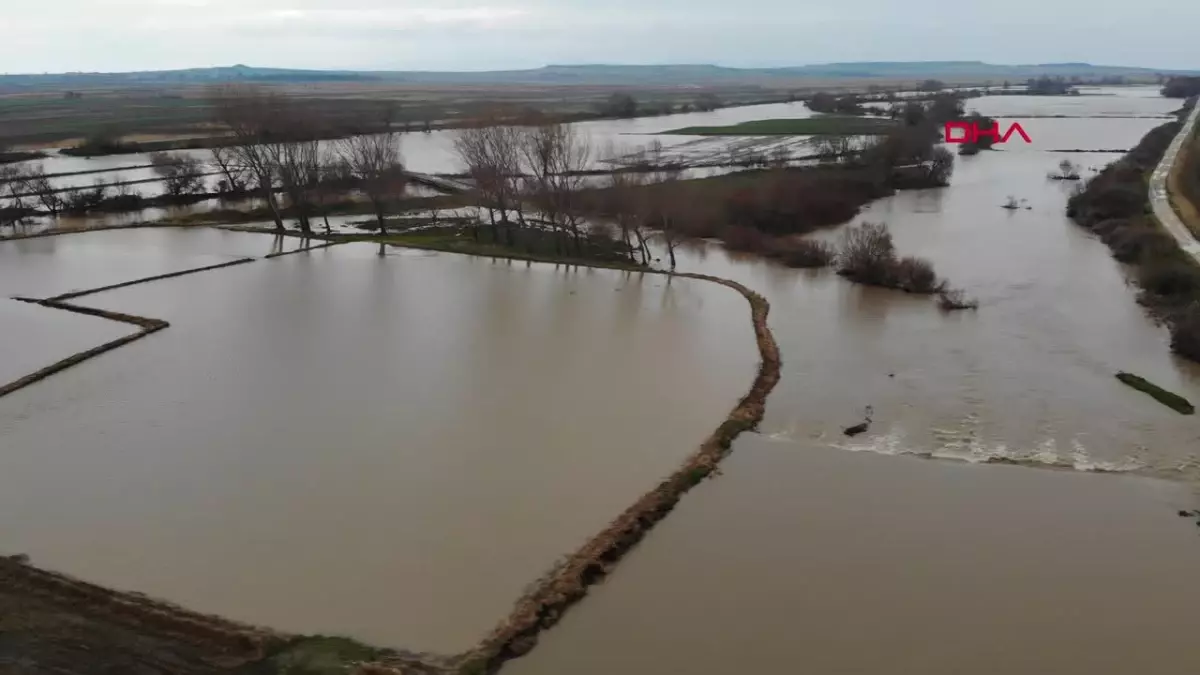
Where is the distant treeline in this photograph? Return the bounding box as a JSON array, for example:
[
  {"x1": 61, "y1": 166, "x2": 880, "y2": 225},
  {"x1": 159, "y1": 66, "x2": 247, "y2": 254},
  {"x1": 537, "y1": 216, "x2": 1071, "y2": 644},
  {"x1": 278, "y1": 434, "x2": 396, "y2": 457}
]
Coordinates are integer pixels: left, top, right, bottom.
[{"x1": 1162, "y1": 76, "x2": 1200, "y2": 99}]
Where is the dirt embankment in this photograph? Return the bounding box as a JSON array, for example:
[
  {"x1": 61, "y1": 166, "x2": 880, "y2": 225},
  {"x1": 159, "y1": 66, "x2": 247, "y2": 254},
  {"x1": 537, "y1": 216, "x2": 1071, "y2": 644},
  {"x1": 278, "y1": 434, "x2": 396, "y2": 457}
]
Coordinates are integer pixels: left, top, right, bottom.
[
  {"x1": 0, "y1": 557, "x2": 285, "y2": 673},
  {"x1": 417, "y1": 272, "x2": 782, "y2": 675},
  {"x1": 0, "y1": 229, "x2": 780, "y2": 675}
]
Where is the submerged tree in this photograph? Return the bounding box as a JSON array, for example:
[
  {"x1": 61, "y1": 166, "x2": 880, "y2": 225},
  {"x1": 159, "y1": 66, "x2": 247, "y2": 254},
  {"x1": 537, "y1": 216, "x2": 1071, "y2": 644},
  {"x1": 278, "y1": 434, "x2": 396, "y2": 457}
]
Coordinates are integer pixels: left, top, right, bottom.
[
  {"x1": 208, "y1": 84, "x2": 295, "y2": 232},
  {"x1": 150, "y1": 152, "x2": 205, "y2": 198},
  {"x1": 338, "y1": 131, "x2": 406, "y2": 235}
]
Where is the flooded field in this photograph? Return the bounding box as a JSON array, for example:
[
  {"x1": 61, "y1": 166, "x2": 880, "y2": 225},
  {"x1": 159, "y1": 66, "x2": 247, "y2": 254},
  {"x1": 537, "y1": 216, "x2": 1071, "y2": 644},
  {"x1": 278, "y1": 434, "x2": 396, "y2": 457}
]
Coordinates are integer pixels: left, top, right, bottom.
[
  {"x1": 0, "y1": 299, "x2": 131, "y2": 385},
  {"x1": 510, "y1": 440, "x2": 1200, "y2": 675},
  {"x1": 0, "y1": 227, "x2": 273, "y2": 298},
  {"x1": 504, "y1": 87, "x2": 1200, "y2": 673},
  {"x1": 4, "y1": 85, "x2": 1200, "y2": 672},
  {"x1": 0, "y1": 236, "x2": 756, "y2": 654}
]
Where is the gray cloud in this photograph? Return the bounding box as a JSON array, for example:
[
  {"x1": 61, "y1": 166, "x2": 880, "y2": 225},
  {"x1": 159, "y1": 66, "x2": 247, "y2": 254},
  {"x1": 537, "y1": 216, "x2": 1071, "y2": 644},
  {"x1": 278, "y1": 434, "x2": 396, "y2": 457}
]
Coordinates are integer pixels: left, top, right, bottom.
[{"x1": 5, "y1": 0, "x2": 1198, "y2": 73}]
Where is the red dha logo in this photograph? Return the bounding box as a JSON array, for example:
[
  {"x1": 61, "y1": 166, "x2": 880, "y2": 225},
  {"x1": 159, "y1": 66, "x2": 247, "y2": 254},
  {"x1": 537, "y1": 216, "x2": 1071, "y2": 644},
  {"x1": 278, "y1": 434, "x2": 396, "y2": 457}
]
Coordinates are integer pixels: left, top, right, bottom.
[{"x1": 944, "y1": 121, "x2": 1032, "y2": 144}]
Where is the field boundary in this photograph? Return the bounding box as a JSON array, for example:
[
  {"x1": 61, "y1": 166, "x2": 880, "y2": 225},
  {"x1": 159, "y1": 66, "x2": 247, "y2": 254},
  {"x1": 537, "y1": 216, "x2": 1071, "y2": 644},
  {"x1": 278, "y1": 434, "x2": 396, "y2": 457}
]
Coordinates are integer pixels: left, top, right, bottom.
[
  {"x1": 0, "y1": 557, "x2": 285, "y2": 662},
  {"x1": 49, "y1": 258, "x2": 256, "y2": 301},
  {"x1": 2, "y1": 226, "x2": 782, "y2": 675},
  {"x1": 439, "y1": 271, "x2": 779, "y2": 675},
  {"x1": 0, "y1": 235, "x2": 349, "y2": 402}
]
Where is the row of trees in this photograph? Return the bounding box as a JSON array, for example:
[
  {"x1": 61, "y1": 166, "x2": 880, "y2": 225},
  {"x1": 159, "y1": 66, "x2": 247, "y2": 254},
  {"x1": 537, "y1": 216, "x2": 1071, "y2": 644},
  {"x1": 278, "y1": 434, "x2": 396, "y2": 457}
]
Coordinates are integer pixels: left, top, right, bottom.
[
  {"x1": 1162, "y1": 76, "x2": 1200, "y2": 99},
  {"x1": 0, "y1": 164, "x2": 149, "y2": 227},
  {"x1": 449, "y1": 110, "x2": 699, "y2": 267},
  {"x1": 208, "y1": 84, "x2": 407, "y2": 235},
  {"x1": 595, "y1": 92, "x2": 726, "y2": 119}
]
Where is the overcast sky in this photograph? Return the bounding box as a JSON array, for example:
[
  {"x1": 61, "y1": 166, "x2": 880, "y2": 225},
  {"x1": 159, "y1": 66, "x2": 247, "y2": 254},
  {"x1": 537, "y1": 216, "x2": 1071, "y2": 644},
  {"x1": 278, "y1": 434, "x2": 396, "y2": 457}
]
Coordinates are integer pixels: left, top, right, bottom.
[{"x1": 6, "y1": 0, "x2": 1198, "y2": 73}]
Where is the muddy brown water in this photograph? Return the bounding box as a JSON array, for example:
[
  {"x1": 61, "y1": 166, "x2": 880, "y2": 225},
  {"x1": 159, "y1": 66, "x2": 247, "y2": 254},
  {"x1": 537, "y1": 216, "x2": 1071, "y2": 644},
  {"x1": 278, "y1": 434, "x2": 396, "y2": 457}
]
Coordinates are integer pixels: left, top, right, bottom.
[
  {"x1": 0, "y1": 241, "x2": 756, "y2": 653},
  {"x1": 507, "y1": 88, "x2": 1200, "y2": 674},
  {"x1": 0, "y1": 299, "x2": 132, "y2": 385},
  {"x1": 3, "y1": 87, "x2": 1200, "y2": 669}
]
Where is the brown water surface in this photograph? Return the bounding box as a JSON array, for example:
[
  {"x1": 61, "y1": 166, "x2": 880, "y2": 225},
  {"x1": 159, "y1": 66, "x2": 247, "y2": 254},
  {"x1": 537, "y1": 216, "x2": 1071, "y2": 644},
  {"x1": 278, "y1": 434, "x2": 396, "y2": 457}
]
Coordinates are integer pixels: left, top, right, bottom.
[
  {"x1": 508, "y1": 87, "x2": 1200, "y2": 674},
  {"x1": 0, "y1": 242, "x2": 755, "y2": 653}
]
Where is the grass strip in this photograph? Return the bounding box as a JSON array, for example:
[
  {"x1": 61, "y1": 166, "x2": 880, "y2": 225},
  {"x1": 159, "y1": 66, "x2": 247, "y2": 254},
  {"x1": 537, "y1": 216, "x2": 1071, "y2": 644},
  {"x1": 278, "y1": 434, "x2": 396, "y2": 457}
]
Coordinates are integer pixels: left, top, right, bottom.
[{"x1": 1116, "y1": 372, "x2": 1195, "y2": 415}]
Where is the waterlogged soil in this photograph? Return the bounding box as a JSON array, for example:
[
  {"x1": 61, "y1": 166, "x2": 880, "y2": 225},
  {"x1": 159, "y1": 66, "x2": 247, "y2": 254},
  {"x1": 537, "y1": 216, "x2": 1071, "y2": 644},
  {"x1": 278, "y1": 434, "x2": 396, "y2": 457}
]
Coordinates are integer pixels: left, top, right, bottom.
[{"x1": 0, "y1": 240, "x2": 755, "y2": 654}]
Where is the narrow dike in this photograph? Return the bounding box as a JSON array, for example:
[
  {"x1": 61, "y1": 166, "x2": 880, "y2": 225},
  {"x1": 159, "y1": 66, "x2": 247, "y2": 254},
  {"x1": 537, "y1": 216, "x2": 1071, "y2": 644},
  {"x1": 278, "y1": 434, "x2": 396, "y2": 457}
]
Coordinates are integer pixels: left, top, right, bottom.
[
  {"x1": 441, "y1": 272, "x2": 781, "y2": 675},
  {"x1": 0, "y1": 237, "x2": 346, "y2": 401},
  {"x1": 0, "y1": 557, "x2": 285, "y2": 660},
  {"x1": 0, "y1": 298, "x2": 168, "y2": 399},
  {"x1": 1, "y1": 231, "x2": 781, "y2": 675}
]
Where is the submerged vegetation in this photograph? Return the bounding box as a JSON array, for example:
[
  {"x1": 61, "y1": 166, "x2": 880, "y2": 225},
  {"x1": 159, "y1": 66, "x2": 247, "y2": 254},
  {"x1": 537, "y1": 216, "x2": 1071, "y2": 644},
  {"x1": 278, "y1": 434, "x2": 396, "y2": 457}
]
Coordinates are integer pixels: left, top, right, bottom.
[
  {"x1": 1115, "y1": 372, "x2": 1195, "y2": 414},
  {"x1": 836, "y1": 222, "x2": 945, "y2": 294}
]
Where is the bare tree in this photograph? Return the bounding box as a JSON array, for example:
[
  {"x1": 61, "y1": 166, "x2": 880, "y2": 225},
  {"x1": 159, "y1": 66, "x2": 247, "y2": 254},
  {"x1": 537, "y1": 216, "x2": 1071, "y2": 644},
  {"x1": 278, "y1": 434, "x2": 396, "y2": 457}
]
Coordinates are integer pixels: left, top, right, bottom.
[
  {"x1": 150, "y1": 152, "x2": 205, "y2": 198},
  {"x1": 268, "y1": 135, "x2": 322, "y2": 235},
  {"x1": 453, "y1": 114, "x2": 525, "y2": 243},
  {"x1": 313, "y1": 155, "x2": 352, "y2": 234},
  {"x1": 521, "y1": 121, "x2": 592, "y2": 255},
  {"x1": 813, "y1": 135, "x2": 854, "y2": 163},
  {"x1": 208, "y1": 84, "x2": 290, "y2": 232},
  {"x1": 644, "y1": 162, "x2": 685, "y2": 270},
  {"x1": 0, "y1": 165, "x2": 32, "y2": 228},
  {"x1": 601, "y1": 148, "x2": 648, "y2": 264},
  {"x1": 337, "y1": 131, "x2": 406, "y2": 234},
  {"x1": 209, "y1": 145, "x2": 249, "y2": 194},
  {"x1": 769, "y1": 145, "x2": 791, "y2": 169},
  {"x1": 22, "y1": 166, "x2": 64, "y2": 216}
]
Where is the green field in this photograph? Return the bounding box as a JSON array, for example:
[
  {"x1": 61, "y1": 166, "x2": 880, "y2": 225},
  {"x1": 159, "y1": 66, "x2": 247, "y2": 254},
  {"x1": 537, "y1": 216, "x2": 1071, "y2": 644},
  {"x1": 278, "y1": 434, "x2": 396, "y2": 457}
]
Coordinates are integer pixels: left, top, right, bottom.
[{"x1": 664, "y1": 116, "x2": 897, "y2": 136}]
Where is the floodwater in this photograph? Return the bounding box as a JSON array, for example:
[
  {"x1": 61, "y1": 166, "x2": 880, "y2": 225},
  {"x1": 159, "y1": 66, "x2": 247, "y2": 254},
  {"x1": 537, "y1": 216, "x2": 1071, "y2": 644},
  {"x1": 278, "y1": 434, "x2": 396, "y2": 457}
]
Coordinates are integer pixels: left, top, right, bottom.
[
  {"x1": 4, "y1": 86, "x2": 1200, "y2": 671},
  {"x1": 11, "y1": 100, "x2": 818, "y2": 187},
  {"x1": 0, "y1": 227, "x2": 275, "y2": 298},
  {"x1": 0, "y1": 299, "x2": 131, "y2": 386},
  {"x1": 0, "y1": 238, "x2": 756, "y2": 653},
  {"x1": 508, "y1": 86, "x2": 1200, "y2": 674}
]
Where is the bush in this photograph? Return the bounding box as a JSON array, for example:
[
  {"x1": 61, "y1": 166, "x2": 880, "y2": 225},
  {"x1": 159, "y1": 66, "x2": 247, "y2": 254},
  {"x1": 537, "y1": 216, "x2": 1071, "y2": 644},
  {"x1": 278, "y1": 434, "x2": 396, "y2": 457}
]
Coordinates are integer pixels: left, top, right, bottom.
[
  {"x1": 836, "y1": 222, "x2": 945, "y2": 294},
  {"x1": 891, "y1": 255, "x2": 941, "y2": 293},
  {"x1": 772, "y1": 238, "x2": 837, "y2": 268},
  {"x1": 837, "y1": 222, "x2": 895, "y2": 283},
  {"x1": 1138, "y1": 261, "x2": 1200, "y2": 298},
  {"x1": 938, "y1": 288, "x2": 979, "y2": 311},
  {"x1": 722, "y1": 225, "x2": 773, "y2": 253},
  {"x1": 1103, "y1": 222, "x2": 1177, "y2": 262},
  {"x1": 1170, "y1": 304, "x2": 1200, "y2": 361}
]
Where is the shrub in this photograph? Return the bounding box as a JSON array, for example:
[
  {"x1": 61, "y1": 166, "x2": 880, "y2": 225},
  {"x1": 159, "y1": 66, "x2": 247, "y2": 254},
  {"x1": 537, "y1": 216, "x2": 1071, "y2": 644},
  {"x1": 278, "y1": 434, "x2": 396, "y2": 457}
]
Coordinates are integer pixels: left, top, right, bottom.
[
  {"x1": 722, "y1": 225, "x2": 773, "y2": 253},
  {"x1": 892, "y1": 255, "x2": 942, "y2": 293},
  {"x1": 772, "y1": 238, "x2": 837, "y2": 268},
  {"x1": 1104, "y1": 222, "x2": 1177, "y2": 263},
  {"x1": 1138, "y1": 261, "x2": 1200, "y2": 298},
  {"x1": 1170, "y1": 304, "x2": 1200, "y2": 361},
  {"x1": 837, "y1": 222, "x2": 895, "y2": 283},
  {"x1": 938, "y1": 288, "x2": 979, "y2": 311}
]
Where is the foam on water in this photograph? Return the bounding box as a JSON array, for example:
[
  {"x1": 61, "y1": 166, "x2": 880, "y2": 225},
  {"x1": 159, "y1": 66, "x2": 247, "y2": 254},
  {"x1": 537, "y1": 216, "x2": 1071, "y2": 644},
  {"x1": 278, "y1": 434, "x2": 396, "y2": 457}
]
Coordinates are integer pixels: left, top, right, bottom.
[{"x1": 758, "y1": 421, "x2": 1163, "y2": 477}]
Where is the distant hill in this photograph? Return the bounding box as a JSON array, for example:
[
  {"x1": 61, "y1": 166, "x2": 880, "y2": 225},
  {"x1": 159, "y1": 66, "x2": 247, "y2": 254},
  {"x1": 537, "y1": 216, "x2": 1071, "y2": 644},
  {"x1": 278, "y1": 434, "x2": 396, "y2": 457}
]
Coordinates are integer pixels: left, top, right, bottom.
[{"x1": 2, "y1": 61, "x2": 1197, "y2": 90}]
